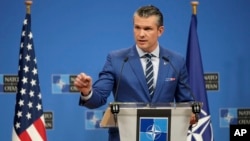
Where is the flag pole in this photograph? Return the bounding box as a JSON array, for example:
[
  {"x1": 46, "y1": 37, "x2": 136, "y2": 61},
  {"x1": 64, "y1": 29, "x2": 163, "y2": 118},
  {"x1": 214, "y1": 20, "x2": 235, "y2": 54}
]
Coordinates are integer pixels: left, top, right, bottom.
[
  {"x1": 191, "y1": 1, "x2": 199, "y2": 15},
  {"x1": 25, "y1": 0, "x2": 32, "y2": 14}
]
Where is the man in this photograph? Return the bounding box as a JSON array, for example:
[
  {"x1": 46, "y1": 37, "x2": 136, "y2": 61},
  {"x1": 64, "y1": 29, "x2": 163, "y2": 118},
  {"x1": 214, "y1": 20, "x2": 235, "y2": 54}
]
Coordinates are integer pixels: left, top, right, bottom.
[{"x1": 74, "y1": 5, "x2": 196, "y2": 141}]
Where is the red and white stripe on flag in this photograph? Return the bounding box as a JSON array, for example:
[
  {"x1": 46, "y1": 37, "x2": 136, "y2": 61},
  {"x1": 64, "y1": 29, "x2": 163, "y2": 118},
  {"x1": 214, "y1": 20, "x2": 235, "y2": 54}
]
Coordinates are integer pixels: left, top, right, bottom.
[{"x1": 12, "y1": 116, "x2": 47, "y2": 141}]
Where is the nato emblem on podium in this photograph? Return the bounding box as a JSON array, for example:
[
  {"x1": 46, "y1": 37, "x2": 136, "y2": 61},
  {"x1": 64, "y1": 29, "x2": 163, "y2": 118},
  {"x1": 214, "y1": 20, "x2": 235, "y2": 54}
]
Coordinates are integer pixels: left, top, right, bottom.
[{"x1": 136, "y1": 109, "x2": 171, "y2": 141}]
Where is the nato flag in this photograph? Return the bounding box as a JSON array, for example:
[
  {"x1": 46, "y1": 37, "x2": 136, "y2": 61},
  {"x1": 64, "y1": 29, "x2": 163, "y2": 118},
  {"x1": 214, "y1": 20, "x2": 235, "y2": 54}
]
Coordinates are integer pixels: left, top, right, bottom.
[{"x1": 186, "y1": 14, "x2": 214, "y2": 141}]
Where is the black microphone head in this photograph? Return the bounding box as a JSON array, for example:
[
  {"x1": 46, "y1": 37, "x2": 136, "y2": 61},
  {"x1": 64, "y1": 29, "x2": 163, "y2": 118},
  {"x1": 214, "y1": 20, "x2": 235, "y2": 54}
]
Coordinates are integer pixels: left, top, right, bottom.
[
  {"x1": 192, "y1": 102, "x2": 201, "y2": 114},
  {"x1": 110, "y1": 104, "x2": 120, "y2": 114}
]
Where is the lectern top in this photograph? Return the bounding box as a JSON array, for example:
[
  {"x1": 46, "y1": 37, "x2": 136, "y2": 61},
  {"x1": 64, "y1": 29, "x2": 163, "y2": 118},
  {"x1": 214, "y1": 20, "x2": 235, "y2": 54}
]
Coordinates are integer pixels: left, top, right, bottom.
[{"x1": 109, "y1": 102, "x2": 202, "y2": 108}]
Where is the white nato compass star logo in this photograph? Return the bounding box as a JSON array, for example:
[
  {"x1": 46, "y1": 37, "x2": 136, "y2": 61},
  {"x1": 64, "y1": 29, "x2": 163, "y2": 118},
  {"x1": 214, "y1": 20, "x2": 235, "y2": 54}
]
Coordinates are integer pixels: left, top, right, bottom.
[
  {"x1": 56, "y1": 79, "x2": 66, "y2": 89},
  {"x1": 187, "y1": 109, "x2": 214, "y2": 141},
  {"x1": 146, "y1": 124, "x2": 162, "y2": 140},
  {"x1": 224, "y1": 111, "x2": 235, "y2": 124}
]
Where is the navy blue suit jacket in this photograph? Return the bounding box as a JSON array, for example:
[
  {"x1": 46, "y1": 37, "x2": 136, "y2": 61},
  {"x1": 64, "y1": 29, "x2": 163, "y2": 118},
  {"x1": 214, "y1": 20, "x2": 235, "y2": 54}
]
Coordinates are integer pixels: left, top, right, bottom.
[{"x1": 79, "y1": 45, "x2": 193, "y2": 141}]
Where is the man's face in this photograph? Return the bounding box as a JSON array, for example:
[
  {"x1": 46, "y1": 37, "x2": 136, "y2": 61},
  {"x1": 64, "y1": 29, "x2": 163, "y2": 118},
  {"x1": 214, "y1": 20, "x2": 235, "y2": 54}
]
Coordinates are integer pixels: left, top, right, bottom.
[{"x1": 133, "y1": 15, "x2": 164, "y2": 52}]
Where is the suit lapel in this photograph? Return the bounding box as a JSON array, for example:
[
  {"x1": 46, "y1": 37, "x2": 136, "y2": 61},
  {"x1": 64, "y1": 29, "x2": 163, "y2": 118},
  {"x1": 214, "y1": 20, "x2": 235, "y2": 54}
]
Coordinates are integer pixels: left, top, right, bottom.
[
  {"x1": 153, "y1": 48, "x2": 171, "y2": 101},
  {"x1": 127, "y1": 46, "x2": 150, "y2": 99},
  {"x1": 154, "y1": 57, "x2": 169, "y2": 97},
  {"x1": 126, "y1": 46, "x2": 173, "y2": 101}
]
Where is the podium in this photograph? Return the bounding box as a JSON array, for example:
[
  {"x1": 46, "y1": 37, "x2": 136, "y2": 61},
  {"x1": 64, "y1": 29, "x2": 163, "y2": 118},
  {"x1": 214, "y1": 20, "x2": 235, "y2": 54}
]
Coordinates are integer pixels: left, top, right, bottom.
[{"x1": 100, "y1": 102, "x2": 199, "y2": 141}]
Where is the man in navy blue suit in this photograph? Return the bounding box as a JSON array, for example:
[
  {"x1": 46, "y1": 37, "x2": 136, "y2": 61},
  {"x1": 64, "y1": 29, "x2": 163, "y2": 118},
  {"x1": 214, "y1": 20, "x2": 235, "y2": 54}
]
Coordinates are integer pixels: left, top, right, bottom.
[{"x1": 74, "y1": 5, "x2": 196, "y2": 141}]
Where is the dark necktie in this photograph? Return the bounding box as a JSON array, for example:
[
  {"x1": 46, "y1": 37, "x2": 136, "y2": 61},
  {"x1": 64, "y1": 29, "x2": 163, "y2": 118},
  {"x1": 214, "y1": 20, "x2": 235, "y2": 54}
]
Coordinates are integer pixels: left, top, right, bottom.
[{"x1": 144, "y1": 54, "x2": 154, "y2": 97}]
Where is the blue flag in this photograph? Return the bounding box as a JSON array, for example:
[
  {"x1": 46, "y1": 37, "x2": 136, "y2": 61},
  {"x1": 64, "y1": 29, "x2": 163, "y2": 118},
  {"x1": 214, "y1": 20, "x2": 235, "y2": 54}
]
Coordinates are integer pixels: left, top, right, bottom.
[
  {"x1": 12, "y1": 13, "x2": 47, "y2": 141},
  {"x1": 186, "y1": 14, "x2": 214, "y2": 141}
]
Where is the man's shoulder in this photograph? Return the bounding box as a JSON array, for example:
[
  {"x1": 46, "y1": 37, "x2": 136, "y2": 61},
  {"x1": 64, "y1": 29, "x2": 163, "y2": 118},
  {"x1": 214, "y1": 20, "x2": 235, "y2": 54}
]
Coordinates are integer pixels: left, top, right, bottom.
[
  {"x1": 160, "y1": 46, "x2": 184, "y2": 59},
  {"x1": 109, "y1": 45, "x2": 135, "y2": 57},
  {"x1": 110, "y1": 47, "x2": 130, "y2": 54}
]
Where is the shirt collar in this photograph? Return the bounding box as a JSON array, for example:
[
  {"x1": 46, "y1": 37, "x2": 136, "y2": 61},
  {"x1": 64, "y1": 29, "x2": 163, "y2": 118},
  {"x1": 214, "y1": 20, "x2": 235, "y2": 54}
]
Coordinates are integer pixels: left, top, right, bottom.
[{"x1": 136, "y1": 44, "x2": 160, "y2": 58}]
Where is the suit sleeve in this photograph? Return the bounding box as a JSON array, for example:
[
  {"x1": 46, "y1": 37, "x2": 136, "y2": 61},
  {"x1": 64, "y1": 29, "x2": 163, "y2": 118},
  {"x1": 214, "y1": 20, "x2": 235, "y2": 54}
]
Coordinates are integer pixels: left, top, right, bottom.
[
  {"x1": 174, "y1": 58, "x2": 194, "y2": 102},
  {"x1": 79, "y1": 53, "x2": 115, "y2": 108}
]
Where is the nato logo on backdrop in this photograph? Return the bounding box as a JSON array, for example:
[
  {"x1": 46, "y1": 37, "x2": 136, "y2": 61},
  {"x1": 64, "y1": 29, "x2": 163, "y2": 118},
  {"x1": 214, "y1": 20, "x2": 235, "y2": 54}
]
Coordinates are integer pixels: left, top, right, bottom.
[
  {"x1": 220, "y1": 108, "x2": 250, "y2": 127},
  {"x1": 85, "y1": 110, "x2": 104, "y2": 130},
  {"x1": 1, "y1": 74, "x2": 79, "y2": 94},
  {"x1": 52, "y1": 74, "x2": 79, "y2": 94},
  {"x1": 0, "y1": 74, "x2": 18, "y2": 93},
  {"x1": 221, "y1": 108, "x2": 250, "y2": 141}
]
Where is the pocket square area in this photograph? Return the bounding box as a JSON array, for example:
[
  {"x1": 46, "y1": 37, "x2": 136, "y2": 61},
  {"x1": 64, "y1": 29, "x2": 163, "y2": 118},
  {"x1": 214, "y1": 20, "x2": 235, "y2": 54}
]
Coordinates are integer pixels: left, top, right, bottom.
[{"x1": 165, "y1": 78, "x2": 176, "y2": 81}]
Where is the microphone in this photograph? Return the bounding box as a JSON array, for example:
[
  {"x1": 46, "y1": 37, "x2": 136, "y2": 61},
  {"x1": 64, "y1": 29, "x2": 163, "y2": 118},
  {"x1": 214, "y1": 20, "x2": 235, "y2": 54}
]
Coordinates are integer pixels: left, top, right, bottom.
[
  {"x1": 162, "y1": 56, "x2": 201, "y2": 123},
  {"x1": 110, "y1": 56, "x2": 129, "y2": 126},
  {"x1": 114, "y1": 57, "x2": 129, "y2": 101}
]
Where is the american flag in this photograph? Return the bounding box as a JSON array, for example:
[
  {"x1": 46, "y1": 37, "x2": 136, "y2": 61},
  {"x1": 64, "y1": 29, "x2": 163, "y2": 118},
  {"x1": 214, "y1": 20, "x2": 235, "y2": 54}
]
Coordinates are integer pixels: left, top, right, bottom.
[{"x1": 12, "y1": 13, "x2": 47, "y2": 141}]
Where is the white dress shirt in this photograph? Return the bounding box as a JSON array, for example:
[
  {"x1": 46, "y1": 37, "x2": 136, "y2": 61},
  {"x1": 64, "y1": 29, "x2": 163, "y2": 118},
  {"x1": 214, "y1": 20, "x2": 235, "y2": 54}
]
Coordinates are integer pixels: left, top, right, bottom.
[{"x1": 136, "y1": 44, "x2": 160, "y2": 88}]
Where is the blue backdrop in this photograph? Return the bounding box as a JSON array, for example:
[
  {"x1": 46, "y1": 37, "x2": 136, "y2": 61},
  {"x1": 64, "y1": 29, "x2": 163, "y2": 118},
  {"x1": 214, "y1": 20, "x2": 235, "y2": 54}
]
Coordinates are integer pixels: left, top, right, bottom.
[{"x1": 1, "y1": 0, "x2": 250, "y2": 141}]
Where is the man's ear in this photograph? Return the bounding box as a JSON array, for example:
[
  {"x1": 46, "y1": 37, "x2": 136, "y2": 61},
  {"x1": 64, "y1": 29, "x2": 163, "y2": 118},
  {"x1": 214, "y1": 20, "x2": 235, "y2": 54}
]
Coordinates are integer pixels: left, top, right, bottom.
[{"x1": 158, "y1": 26, "x2": 164, "y2": 37}]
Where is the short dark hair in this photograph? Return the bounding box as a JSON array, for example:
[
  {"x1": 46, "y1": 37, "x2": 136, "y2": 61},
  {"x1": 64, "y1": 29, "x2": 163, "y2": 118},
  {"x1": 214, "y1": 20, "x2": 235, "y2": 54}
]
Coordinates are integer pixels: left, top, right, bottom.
[{"x1": 134, "y1": 5, "x2": 164, "y2": 27}]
